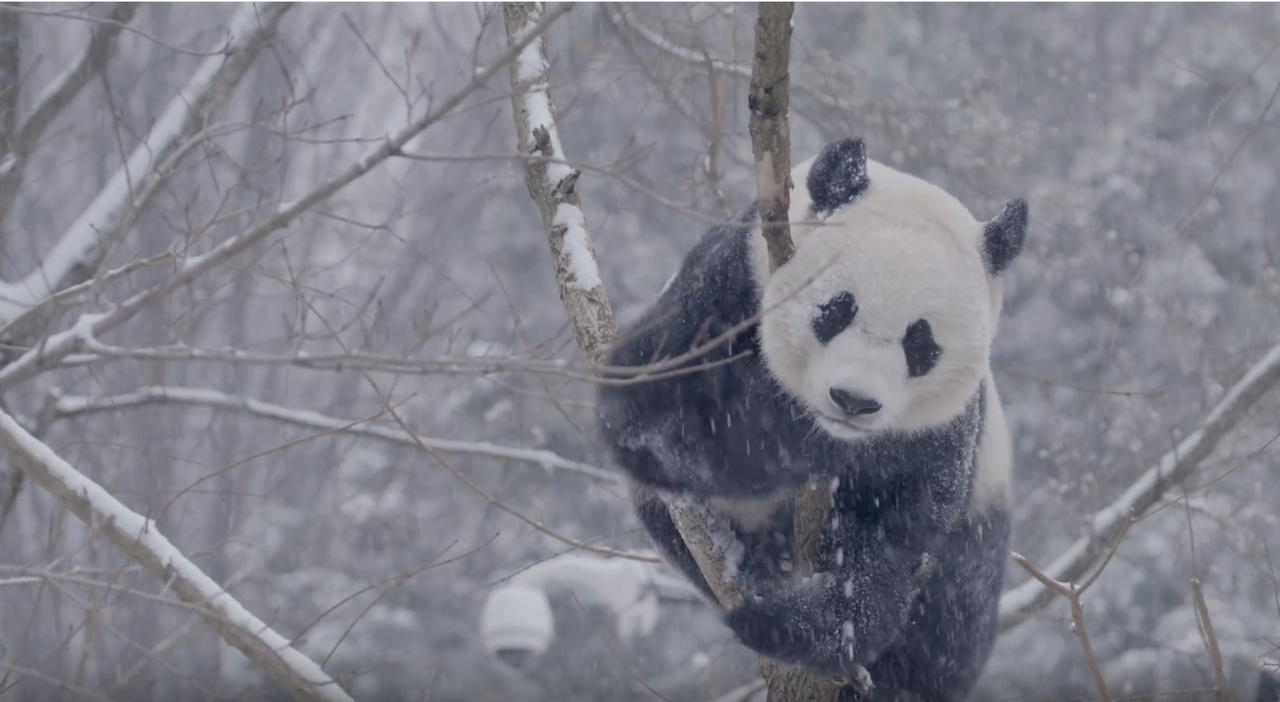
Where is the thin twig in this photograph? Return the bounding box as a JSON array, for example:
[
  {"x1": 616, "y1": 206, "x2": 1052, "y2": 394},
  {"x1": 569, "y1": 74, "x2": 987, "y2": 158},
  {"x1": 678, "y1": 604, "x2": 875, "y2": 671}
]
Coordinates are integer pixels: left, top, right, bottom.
[
  {"x1": 0, "y1": 408, "x2": 357, "y2": 702},
  {"x1": 0, "y1": 3, "x2": 140, "y2": 233},
  {"x1": 1190, "y1": 579, "x2": 1231, "y2": 702},
  {"x1": 1010, "y1": 551, "x2": 1114, "y2": 702},
  {"x1": 1000, "y1": 342, "x2": 1280, "y2": 630},
  {"x1": 0, "y1": 2, "x2": 291, "y2": 320},
  {"x1": 52, "y1": 385, "x2": 626, "y2": 488},
  {"x1": 0, "y1": 3, "x2": 571, "y2": 394}
]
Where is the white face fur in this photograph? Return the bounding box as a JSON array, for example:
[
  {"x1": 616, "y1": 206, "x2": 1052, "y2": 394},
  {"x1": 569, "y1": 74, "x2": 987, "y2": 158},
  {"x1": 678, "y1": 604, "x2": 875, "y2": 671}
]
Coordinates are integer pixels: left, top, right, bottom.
[{"x1": 754, "y1": 157, "x2": 999, "y2": 441}]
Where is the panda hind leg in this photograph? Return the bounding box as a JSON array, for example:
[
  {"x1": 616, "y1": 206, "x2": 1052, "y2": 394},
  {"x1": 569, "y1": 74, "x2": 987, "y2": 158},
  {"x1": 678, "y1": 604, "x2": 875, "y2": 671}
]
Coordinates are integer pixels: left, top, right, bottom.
[{"x1": 722, "y1": 562, "x2": 913, "y2": 679}]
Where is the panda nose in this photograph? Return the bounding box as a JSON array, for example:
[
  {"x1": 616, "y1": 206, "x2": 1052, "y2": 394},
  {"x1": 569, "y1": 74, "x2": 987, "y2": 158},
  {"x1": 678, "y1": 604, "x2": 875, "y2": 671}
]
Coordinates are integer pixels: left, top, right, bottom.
[{"x1": 829, "y1": 388, "x2": 881, "y2": 417}]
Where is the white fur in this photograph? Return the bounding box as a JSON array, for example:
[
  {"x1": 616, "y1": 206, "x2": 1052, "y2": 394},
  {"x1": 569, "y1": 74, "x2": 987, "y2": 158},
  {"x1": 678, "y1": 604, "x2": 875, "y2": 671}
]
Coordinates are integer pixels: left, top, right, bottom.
[
  {"x1": 708, "y1": 489, "x2": 792, "y2": 532},
  {"x1": 753, "y1": 158, "x2": 992, "y2": 437},
  {"x1": 972, "y1": 375, "x2": 1013, "y2": 512},
  {"x1": 749, "y1": 154, "x2": 1014, "y2": 509}
]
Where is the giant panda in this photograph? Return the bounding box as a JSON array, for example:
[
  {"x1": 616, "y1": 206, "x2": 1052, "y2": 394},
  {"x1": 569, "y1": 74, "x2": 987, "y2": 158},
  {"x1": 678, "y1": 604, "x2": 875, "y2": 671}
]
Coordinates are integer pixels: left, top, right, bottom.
[{"x1": 596, "y1": 138, "x2": 1026, "y2": 701}]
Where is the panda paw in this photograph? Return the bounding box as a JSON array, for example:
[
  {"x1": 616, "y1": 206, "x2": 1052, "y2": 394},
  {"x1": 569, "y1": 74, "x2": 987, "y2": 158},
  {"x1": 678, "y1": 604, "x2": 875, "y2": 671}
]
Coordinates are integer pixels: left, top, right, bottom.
[{"x1": 723, "y1": 595, "x2": 846, "y2": 677}]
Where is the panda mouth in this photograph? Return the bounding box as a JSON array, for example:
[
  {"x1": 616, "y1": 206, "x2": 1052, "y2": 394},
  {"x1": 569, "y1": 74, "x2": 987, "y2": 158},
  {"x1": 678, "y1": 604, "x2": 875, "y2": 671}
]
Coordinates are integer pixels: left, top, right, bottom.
[{"x1": 813, "y1": 412, "x2": 875, "y2": 440}]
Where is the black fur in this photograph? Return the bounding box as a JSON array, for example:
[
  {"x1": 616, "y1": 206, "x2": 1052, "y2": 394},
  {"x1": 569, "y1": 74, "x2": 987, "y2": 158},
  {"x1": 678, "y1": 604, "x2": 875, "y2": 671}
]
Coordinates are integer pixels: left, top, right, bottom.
[
  {"x1": 982, "y1": 198, "x2": 1028, "y2": 275},
  {"x1": 813, "y1": 292, "x2": 859, "y2": 345},
  {"x1": 596, "y1": 142, "x2": 1018, "y2": 701},
  {"x1": 721, "y1": 386, "x2": 985, "y2": 677},
  {"x1": 598, "y1": 205, "x2": 821, "y2": 498},
  {"x1": 903, "y1": 318, "x2": 942, "y2": 378},
  {"x1": 808, "y1": 138, "x2": 870, "y2": 216},
  {"x1": 1259, "y1": 668, "x2": 1280, "y2": 702}
]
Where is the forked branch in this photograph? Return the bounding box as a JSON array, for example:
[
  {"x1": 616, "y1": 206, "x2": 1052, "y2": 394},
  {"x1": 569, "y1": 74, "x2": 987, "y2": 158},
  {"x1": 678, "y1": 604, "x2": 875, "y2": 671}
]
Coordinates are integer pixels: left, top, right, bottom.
[{"x1": 1010, "y1": 513, "x2": 1134, "y2": 702}]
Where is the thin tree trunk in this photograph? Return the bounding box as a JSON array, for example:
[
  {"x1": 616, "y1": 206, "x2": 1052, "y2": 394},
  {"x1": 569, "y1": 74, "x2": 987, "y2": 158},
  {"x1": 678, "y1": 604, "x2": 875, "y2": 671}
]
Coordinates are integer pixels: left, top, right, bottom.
[{"x1": 504, "y1": 3, "x2": 855, "y2": 700}]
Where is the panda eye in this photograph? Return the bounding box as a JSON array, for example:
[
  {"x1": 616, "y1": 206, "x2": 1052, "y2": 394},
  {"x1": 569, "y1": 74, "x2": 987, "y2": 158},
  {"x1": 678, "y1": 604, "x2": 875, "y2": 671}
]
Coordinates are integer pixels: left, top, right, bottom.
[
  {"x1": 812, "y1": 292, "x2": 857, "y2": 345},
  {"x1": 903, "y1": 319, "x2": 942, "y2": 378}
]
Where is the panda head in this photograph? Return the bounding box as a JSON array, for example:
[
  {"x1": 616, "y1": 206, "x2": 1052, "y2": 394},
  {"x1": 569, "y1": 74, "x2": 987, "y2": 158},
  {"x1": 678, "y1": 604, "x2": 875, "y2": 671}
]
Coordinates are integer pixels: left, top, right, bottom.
[{"x1": 755, "y1": 138, "x2": 1028, "y2": 441}]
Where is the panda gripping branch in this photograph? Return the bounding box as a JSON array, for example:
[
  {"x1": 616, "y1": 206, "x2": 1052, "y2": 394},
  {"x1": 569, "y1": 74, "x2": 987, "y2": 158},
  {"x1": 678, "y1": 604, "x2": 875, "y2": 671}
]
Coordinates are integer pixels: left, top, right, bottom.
[{"x1": 596, "y1": 138, "x2": 1027, "y2": 701}]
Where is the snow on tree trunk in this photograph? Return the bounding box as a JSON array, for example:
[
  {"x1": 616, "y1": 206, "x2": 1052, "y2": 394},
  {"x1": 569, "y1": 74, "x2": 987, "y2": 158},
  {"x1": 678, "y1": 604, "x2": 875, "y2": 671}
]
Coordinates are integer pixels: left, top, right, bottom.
[{"x1": 502, "y1": 1, "x2": 616, "y2": 363}]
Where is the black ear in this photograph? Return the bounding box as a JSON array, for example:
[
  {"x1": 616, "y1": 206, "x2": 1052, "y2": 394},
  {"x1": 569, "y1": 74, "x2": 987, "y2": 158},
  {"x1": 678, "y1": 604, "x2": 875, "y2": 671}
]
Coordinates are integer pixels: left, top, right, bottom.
[
  {"x1": 807, "y1": 138, "x2": 870, "y2": 216},
  {"x1": 982, "y1": 198, "x2": 1028, "y2": 276}
]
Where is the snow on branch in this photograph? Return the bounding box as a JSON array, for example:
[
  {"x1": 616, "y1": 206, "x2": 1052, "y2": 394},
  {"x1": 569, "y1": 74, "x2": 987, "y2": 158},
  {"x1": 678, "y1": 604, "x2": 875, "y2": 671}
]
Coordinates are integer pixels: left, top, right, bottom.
[
  {"x1": 999, "y1": 340, "x2": 1280, "y2": 630},
  {"x1": 0, "y1": 2, "x2": 290, "y2": 323},
  {"x1": 502, "y1": 1, "x2": 616, "y2": 362},
  {"x1": 53, "y1": 339, "x2": 576, "y2": 379},
  {"x1": 52, "y1": 385, "x2": 624, "y2": 487},
  {"x1": 0, "y1": 406, "x2": 357, "y2": 702},
  {"x1": 0, "y1": 253, "x2": 170, "y2": 343},
  {"x1": 0, "y1": 5, "x2": 570, "y2": 394}
]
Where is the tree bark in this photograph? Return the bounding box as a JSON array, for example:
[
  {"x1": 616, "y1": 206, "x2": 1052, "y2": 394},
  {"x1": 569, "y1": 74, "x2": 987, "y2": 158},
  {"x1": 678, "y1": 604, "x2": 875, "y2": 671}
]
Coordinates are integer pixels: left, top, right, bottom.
[
  {"x1": 502, "y1": 1, "x2": 616, "y2": 362},
  {"x1": 747, "y1": 5, "x2": 852, "y2": 700},
  {"x1": 504, "y1": 3, "x2": 855, "y2": 701},
  {"x1": 749, "y1": 2, "x2": 796, "y2": 274}
]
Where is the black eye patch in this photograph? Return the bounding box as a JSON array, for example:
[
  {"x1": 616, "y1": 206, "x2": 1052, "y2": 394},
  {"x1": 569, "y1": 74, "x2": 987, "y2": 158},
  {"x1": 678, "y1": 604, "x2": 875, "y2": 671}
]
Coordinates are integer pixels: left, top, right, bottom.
[
  {"x1": 812, "y1": 292, "x2": 858, "y2": 345},
  {"x1": 903, "y1": 319, "x2": 942, "y2": 378}
]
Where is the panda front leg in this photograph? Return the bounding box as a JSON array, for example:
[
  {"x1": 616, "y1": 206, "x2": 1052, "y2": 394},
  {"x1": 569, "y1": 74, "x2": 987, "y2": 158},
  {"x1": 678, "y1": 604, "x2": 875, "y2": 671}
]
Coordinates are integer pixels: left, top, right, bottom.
[
  {"x1": 721, "y1": 530, "x2": 919, "y2": 678},
  {"x1": 598, "y1": 218, "x2": 814, "y2": 498}
]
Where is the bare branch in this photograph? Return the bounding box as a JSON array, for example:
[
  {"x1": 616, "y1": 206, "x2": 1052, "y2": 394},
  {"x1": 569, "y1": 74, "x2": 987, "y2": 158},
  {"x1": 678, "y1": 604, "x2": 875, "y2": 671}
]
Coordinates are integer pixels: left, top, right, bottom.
[
  {"x1": 0, "y1": 4, "x2": 19, "y2": 253},
  {"x1": 0, "y1": 407, "x2": 357, "y2": 702},
  {"x1": 0, "y1": 4, "x2": 293, "y2": 538},
  {"x1": 355, "y1": 371, "x2": 659, "y2": 563},
  {"x1": 103, "y1": 564, "x2": 260, "y2": 695},
  {"x1": 1011, "y1": 551, "x2": 1114, "y2": 702},
  {"x1": 0, "y1": 661, "x2": 114, "y2": 702},
  {"x1": 0, "y1": 2, "x2": 291, "y2": 321},
  {"x1": 52, "y1": 385, "x2": 624, "y2": 487},
  {"x1": 0, "y1": 3, "x2": 139, "y2": 233},
  {"x1": 1000, "y1": 341, "x2": 1280, "y2": 629},
  {"x1": 16, "y1": 3, "x2": 138, "y2": 153},
  {"x1": 748, "y1": 2, "x2": 795, "y2": 273},
  {"x1": 0, "y1": 4, "x2": 570, "y2": 393},
  {"x1": 604, "y1": 7, "x2": 868, "y2": 117},
  {"x1": 54, "y1": 340, "x2": 573, "y2": 378},
  {"x1": 0, "y1": 6, "x2": 17, "y2": 158},
  {"x1": 502, "y1": 1, "x2": 615, "y2": 362}
]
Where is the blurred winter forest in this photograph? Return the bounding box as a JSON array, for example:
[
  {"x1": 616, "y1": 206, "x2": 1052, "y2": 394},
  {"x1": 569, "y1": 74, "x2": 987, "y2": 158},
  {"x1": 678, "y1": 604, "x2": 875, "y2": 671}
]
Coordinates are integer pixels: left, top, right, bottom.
[{"x1": 0, "y1": 3, "x2": 1278, "y2": 702}]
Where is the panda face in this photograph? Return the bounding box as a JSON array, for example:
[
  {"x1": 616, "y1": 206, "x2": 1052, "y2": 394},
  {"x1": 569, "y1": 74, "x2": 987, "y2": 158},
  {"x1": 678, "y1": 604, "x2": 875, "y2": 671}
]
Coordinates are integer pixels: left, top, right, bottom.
[{"x1": 757, "y1": 159, "x2": 996, "y2": 441}]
